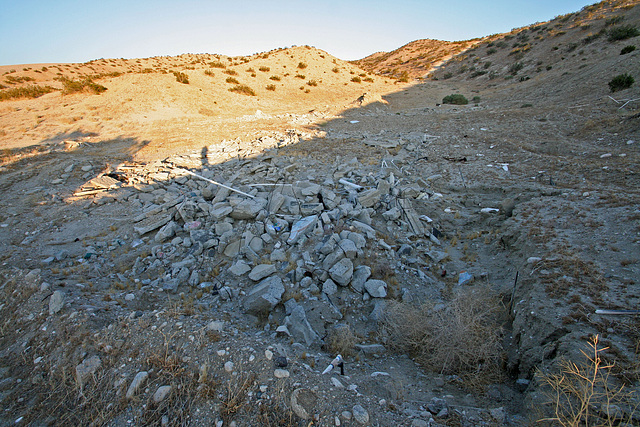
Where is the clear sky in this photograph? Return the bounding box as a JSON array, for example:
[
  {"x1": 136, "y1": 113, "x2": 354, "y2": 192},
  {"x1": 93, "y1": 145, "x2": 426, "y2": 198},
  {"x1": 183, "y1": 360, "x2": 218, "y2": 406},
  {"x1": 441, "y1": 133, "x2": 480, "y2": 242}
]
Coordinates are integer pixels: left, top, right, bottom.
[{"x1": 1, "y1": 0, "x2": 596, "y2": 66}]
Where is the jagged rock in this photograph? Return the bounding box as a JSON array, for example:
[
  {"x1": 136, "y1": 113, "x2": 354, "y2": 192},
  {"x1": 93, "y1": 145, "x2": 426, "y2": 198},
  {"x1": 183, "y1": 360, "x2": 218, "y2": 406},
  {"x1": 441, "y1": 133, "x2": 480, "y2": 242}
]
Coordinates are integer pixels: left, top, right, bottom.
[
  {"x1": 322, "y1": 279, "x2": 338, "y2": 295},
  {"x1": 268, "y1": 192, "x2": 286, "y2": 214},
  {"x1": 230, "y1": 198, "x2": 267, "y2": 220},
  {"x1": 223, "y1": 240, "x2": 241, "y2": 257},
  {"x1": 382, "y1": 207, "x2": 401, "y2": 221},
  {"x1": 211, "y1": 205, "x2": 233, "y2": 221},
  {"x1": 243, "y1": 276, "x2": 285, "y2": 315},
  {"x1": 284, "y1": 304, "x2": 320, "y2": 347},
  {"x1": 288, "y1": 215, "x2": 318, "y2": 245},
  {"x1": 358, "y1": 188, "x2": 382, "y2": 208},
  {"x1": 347, "y1": 232, "x2": 367, "y2": 249},
  {"x1": 270, "y1": 248, "x2": 287, "y2": 262},
  {"x1": 155, "y1": 221, "x2": 178, "y2": 243},
  {"x1": 229, "y1": 260, "x2": 251, "y2": 276},
  {"x1": 364, "y1": 279, "x2": 388, "y2": 298},
  {"x1": 49, "y1": 290, "x2": 64, "y2": 315},
  {"x1": 351, "y1": 265, "x2": 372, "y2": 293},
  {"x1": 248, "y1": 264, "x2": 276, "y2": 281},
  {"x1": 337, "y1": 239, "x2": 358, "y2": 259},
  {"x1": 75, "y1": 356, "x2": 102, "y2": 388},
  {"x1": 329, "y1": 258, "x2": 354, "y2": 286},
  {"x1": 322, "y1": 249, "x2": 345, "y2": 271},
  {"x1": 126, "y1": 371, "x2": 149, "y2": 399}
]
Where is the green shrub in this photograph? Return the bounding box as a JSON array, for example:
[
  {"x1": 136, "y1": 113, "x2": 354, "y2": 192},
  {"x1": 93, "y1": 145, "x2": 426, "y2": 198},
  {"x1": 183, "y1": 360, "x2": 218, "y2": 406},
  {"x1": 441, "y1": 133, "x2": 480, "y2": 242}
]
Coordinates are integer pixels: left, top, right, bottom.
[
  {"x1": 608, "y1": 25, "x2": 640, "y2": 41},
  {"x1": 442, "y1": 94, "x2": 469, "y2": 105},
  {"x1": 397, "y1": 71, "x2": 409, "y2": 82},
  {"x1": 297, "y1": 62, "x2": 307, "y2": 69},
  {"x1": 620, "y1": 45, "x2": 636, "y2": 55},
  {"x1": 608, "y1": 73, "x2": 634, "y2": 92},
  {"x1": 0, "y1": 85, "x2": 56, "y2": 101},
  {"x1": 209, "y1": 61, "x2": 226, "y2": 69},
  {"x1": 509, "y1": 62, "x2": 524, "y2": 75},
  {"x1": 265, "y1": 84, "x2": 276, "y2": 91},
  {"x1": 472, "y1": 96, "x2": 481, "y2": 103},
  {"x1": 363, "y1": 77, "x2": 374, "y2": 83},
  {"x1": 225, "y1": 77, "x2": 239, "y2": 84},
  {"x1": 604, "y1": 15, "x2": 624, "y2": 27},
  {"x1": 228, "y1": 84, "x2": 256, "y2": 96},
  {"x1": 172, "y1": 71, "x2": 189, "y2": 84},
  {"x1": 58, "y1": 76, "x2": 108, "y2": 94},
  {"x1": 350, "y1": 76, "x2": 361, "y2": 83}
]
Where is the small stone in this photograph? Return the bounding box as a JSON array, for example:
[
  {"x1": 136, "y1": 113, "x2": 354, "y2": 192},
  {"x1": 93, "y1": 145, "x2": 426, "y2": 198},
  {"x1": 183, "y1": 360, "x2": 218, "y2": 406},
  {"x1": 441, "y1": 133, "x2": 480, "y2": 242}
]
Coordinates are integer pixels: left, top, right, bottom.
[
  {"x1": 126, "y1": 371, "x2": 149, "y2": 399},
  {"x1": 322, "y1": 279, "x2": 338, "y2": 295},
  {"x1": 331, "y1": 377, "x2": 344, "y2": 388},
  {"x1": 153, "y1": 385, "x2": 172, "y2": 403},
  {"x1": 125, "y1": 293, "x2": 135, "y2": 301},
  {"x1": 342, "y1": 411, "x2": 352, "y2": 420},
  {"x1": 274, "y1": 369, "x2": 290, "y2": 378},
  {"x1": 352, "y1": 404, "x2": 369, "y2": 425},
  {"x1": 207, "y1": 321, "x2": 224, "y2": 332},
  {"x1": 265, "y1": 349, "x2": 273, "y2": 360},
  {"x1": 49, "y1": 290, "x2": 64, "y2": 315},
  {"x1": 224, "y1": 361, "x2": 234, "y2": 372},
  {"x1": 229, "y1": 260, "x2": 251, "y2": 276},
  {"x1": 274, "y1": 356, "x2": 288, "y2": 368},
  {"x1": 458, "y1": 271, "x2": 473, "y2": 286},
  {"x1": 411, "y1": 420, "x2": 428, "y2": 427}
]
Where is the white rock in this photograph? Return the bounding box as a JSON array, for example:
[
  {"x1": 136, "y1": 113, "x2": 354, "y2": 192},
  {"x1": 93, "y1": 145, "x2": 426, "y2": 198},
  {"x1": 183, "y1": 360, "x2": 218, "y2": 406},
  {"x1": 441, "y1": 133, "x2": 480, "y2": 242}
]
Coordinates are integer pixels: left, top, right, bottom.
[
  {"x1": 352, "y1": 404, "x2": 369, "y2": 425},
  {"x1": 265, "y1": 349, "x2": 273, "y2": 360},
  {"x1": 126, "y1": 371, "x2": 149, "y2": 399},
  {"x1": 49, "y1": 290, "x2": 64, "y2": 315},
  {"x1": 274, "y1": 369, "x2": 290, "y2": 378},
  {"x1": 224, "y1": 361, "x2": 234, "y2": 372}
]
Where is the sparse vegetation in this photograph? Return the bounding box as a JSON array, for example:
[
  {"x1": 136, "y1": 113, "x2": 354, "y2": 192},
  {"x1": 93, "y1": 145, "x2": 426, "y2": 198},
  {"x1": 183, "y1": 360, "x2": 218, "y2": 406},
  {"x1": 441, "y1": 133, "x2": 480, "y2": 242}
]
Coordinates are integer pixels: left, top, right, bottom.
[
  {"x1": 265, "y1": 84, "x2": 276, "y2": 91},
  {"x1": 331, "y1": 67, "x2": 339, "y2": 73},
  {"x1": 509, "y1": 62, "x2": 524, "y2": 75},
  {"x1": 306, "y1": 80, "x2": 318, "y2": 87},
  {"x1": 58, "y1": 76, "x2": 108, "y2": 94},
  {"x1": 0, "y1": 85, "x2": 56, "y2": 101},
  {"x1": 223, "y1": 69, "x2": 238, "y2": 76},
  {"x1": 382, "y1": 286, "x2": 504, "y2": 388},
  {"x1": 204, "y1": 70, "x2": 215, "y2": 77},
  {"x1": 209, "y1": 61, "x2": 226, "y2": 69},
  {"x1": 258, "y1": 66, "x2": 270, "y2": 72},
  {"x1": 620, "y1": 45, "x2": 636, "y2": 55},
  {"x1": 608, "y1": 25, "x2": 640, "y2": 41},
  {"x1": 536, "y1": 336, "x2": 638, "y2": 426},
  {"x1": 608, "y1": 73, "x2": 634, "y2": 92},
  {"x1": 297, "y1": 62, "x2": 307, "y2": 69},
  {"x1": 350, "y1": 76, "x2": 361, "y2": 83},
  {"x1": 269, "y1": 75, "x2": 281, "y2": 81},
  {"x1": 226, "y1": 77, "x2": 239, "y2": 84},
  {"x1": 172, "y1": 71, "x2": 189, "y2": 84},
  {"x1": 442, "y1": 94, "x2": 469, "y2": 105},
  {"x1": 228, "y1": 84, "x2": 256, "y2": 96}
]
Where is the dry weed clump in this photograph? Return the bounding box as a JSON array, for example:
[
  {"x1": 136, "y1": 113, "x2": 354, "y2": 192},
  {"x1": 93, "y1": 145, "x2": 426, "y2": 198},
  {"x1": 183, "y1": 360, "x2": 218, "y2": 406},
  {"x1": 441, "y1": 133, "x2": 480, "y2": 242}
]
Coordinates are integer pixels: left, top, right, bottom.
[
  {"x1": 327, "y1": 323, "x2": 358, "y2": 357},
  {"x1": 536, "y1": 335, "x2": 639, "y2": 426},
  {"x1": 382, "y1": 286, "x2": 504, "y2": 387}
]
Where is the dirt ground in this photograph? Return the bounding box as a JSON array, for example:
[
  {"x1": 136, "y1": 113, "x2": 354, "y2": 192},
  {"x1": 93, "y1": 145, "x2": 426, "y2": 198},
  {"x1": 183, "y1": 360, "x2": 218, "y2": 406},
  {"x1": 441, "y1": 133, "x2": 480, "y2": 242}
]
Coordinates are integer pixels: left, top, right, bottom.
[{"x1": 1, "y1": 2, "x2": 640, "y2": 426}]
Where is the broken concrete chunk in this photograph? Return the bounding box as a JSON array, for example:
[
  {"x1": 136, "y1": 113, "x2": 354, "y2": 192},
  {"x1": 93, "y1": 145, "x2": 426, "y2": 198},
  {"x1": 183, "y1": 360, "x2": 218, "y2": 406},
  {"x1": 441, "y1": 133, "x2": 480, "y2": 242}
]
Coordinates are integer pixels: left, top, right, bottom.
[
  {"x1": 364, "y1": 279, "x2": 388, "y2": 298},
  {"x1": 351, "y1": 265, "x2": 372, "y2": 293},
  {"x1": 133, "y1": 212, "x2": 174, "y2": 235},
  {"x1": 243, "y1": 276, "x2": 285, "y2": 315},
  {"x1": 248, "y1": 264, "x2": 277, "y2": 281},
  {"x1": 329, "y1": 258, "x2": 354, "y2": 286},
  {"x1": 230, "y1": 198, "x2": 267, "y2": 220},
  {"x1": 268, "y1": 192, "x2": 286, "y2": 214},
  {"x1": 288, "y1": 215, "x2": 318, "y2": 245},
  {"x1": 358, "y1": 188, "x2": 381, "y2": 208}
]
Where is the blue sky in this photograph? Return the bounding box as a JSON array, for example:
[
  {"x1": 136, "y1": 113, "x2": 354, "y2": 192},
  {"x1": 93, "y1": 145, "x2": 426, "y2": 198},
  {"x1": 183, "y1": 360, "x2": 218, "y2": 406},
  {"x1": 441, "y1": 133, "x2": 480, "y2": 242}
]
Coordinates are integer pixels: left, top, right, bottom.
[{"x1": 1, "y1": 0, "x2": 595, "y2": 65}]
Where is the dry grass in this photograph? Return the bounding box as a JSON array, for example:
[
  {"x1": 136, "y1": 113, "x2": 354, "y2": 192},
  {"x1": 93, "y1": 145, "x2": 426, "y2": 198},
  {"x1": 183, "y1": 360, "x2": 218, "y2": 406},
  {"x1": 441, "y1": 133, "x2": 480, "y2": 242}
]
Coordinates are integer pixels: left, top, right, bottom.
[
  {"x1": 382, "y1": 286, "x2": 505, "y2": 389},
  {"x1": 220, "y1": 370, "x2": 256, "y2": 423},
  {"x1": 536, "y1": 335, "x2": 639, "y2": 426},
  {"x1": 327, "y1": 323, "x2": 358, "y2": 357}
]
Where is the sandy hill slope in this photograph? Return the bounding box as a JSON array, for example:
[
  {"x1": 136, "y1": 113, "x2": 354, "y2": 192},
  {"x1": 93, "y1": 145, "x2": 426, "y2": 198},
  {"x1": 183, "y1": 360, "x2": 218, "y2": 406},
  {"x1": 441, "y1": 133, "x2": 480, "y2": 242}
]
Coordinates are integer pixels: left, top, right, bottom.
[
  {"x1": 353, "y1": 38, "x2": 484, "y2": 79},
  {"x1": 0, "y1": 46, "x2": 399, "y2": 160}
]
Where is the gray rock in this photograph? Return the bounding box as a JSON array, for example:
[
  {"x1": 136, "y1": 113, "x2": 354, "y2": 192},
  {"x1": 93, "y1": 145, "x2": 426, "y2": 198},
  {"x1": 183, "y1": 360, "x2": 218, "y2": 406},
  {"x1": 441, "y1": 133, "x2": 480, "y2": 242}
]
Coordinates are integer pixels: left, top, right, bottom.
[
  {"x1": 270, "y1": 248, "x2": 287, "y2": 262},
  {"x1": 243, "y1": 276, "x2": 285, "y2": 315},
  {"x1": 153, "y1": 385, "x2": 172, "y2": 403},
  {"x1": 358, "y1": 188, "x2": 382, "y2": 208},
  {"x1": 248, "y1": 264, "x2": 276, "y2": 281},
  {"x1": 230, "y1": 198, "x2": 267, "y2": 220},
  {"x1": 352, "y1": 404, "x2": 370, "y2": 425},
  {"x1": 501, "y1": 198, "x2": 515, "y2": 217},
  {"x1": 337, "y1": 239, "x2": 358, "y2": 259},
  {"x1": 427, "y1": 397, "x2": 448, "y2": 415},
  {"x1": 126, "y1": 371, "x2": 149, "y2": 399},
  {"x1": 284, "y1": 304, "x2": 320, "y2": 347},
  {"x1": 364, "y1": 279, "x2": 387, "y2": 298},
  {"x1": 288, "y1": 215, "x2": 318, "y2": 245},
  {"x1": 355, "y1": 344, "x2": 386, "y2": 355},
  {"x1": 290, "y1": 388, "x2": 317, "y2": 420},
  {"x1": 207, "y1": 321, "x2": 224, "y2": 332},
  {"x1": 351, "y1": 265, "x2": 371, "y2": 293},
  {"x1": 75, "y1": 355, "x2": 102, "y2": 388},
  {"x1": 154, "y1": 221, "x2": 178, "y2": 243},
  {"x1": 229, "y1": 261, "x2": 251, "y2": 276},
  {"x1": 347, "y1": 232, "x2": 367, "y2": 249},
  {"x1": 322, "y1": 249, "x2": 345, "y2": 271},
  {"x1": 49, "y1": 290, "x2": 64, "y2": 315},
  {"x1": 223, "y1": 240, "x2": 241, "y2": 257},
  {"x1": 210, "y1": 205, "x2": 233, "y2": 221},
  {"x1": 322, "y1": 279, "x2": 338, "y2": 295},
  {"x1": 215, "y1": 222, "x2": 233, "y2": 236},
  {"x1": 382, "y1": 207, "x2": 401, "y2": 221},
  {"x1": 329, "y1": 258, "x2": 354, "y2": 286},
  {"x1": 268, "y1": 192, "x2": 286, "y2": 214}
]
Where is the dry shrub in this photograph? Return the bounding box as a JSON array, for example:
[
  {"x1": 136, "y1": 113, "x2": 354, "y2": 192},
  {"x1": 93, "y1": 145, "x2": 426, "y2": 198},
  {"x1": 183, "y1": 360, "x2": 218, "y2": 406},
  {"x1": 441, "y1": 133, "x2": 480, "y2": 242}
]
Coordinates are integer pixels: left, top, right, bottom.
[
  {"x1": 220, "y1": 370, "x2": 256, "y2": 423},
  {"x1": 536, "y1": 335, "x2": 639, "y2": 426},
  {"x1": 382, "y1": 286, "x2": 504, "y2": 387},
  {"x1": 327, "y1": 324, "x2": 357, "y2": 357}
]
